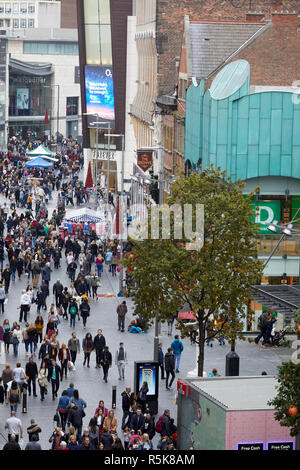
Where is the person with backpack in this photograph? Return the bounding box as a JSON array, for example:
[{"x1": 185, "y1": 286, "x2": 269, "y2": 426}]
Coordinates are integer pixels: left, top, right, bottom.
[
  {"x1": 61, "y1": 287, "x2": 70, "y2": 320},
  {"x1": 79, "y1": 297, "x2": 90, "y2": 329},
  {"x1": 68, "y1": 298, "x2": 79, "y2": 328},
  {"x1": 155, "y1": 410, "x2": 172, "y2": 437}
]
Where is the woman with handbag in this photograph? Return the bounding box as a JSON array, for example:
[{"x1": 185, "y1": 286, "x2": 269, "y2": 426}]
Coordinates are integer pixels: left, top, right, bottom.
[
  {"x1": 137, "y1": 381, "x2": 149, "y2": 414},
  {"x1": 82, "y1": 332, "x2": 93, "y2": 368},
  {"x1": 95, "y1": 408, "x2": 105, "y2": 435},
  {"x1": 38, "y1": 361, "x2": 48, "y2": 401}
]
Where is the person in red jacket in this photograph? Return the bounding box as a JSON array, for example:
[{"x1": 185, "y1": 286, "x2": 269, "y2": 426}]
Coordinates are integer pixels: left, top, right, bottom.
[{"x1": 58, "y1": 343, "x2": 71, "y2": 380}]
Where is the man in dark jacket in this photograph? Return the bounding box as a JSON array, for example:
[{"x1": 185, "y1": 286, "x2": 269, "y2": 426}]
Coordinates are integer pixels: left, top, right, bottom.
[
  {"x1": 3, "y1": 434, "x2": 21, "y2": 451},
  {"x1": 78, "y1": 436, "x2": 94, "y2": 451},
  {"x1": 53, "y1": 280, "x2": 64, "y2": 308},
  {"x1": 79, "y1": 298, "x2": 90, "y2": 329},
  {"x1": 100, "y1": 346, "x2": 112, "y2": 383},
  {"x1": 3, "y1": 265, "x2": 11, "y2": 294},
  {"x1": 42, "y1": 263, "x2": 51, "y2": 285},
  {"x1": 47, "y1": 359, "x2": 61, "y2": 400},
  {"x1": 164, "y1": 348, "x2": 175, "y2": 390},
  {"x1": 99, "y1": 431, "x2": 113, "y2": 450},
  {"x1": 117, "y1": 301, "x2": 127, "y2": 332},
  {"x1": 40, "y1": 280, "x2": 49, "y2": 310},
  {"x1": 158, "y1": 343, "x2": 165, "y2": 379},
  {"x1": 93, "y1": 329, "x2": 106, "y2": 369},
  {"x1": 68, "y1": 260, "x2": 77, "y2": 282},
  {"x1": 121, "y1": 386, "x2": 131, "y2": 430},
  {"x1": 68, "y1": 403, "x2": 84, "y2": 439},
  {"x1": 129, "y1": 407, "x2": 145, "y2": 434},
  {"x1": 25, "y1": 356, "x2": 38, "y2": 397},
  {"x1": 255, "y1": 312, "x2": 270, "y2": 346},
  {"x1": 142, "y1": 412, "x2": 156, "y2": 440},
  {"x1": 38, "y1": 338, "x2": 51, "y2": 361}
]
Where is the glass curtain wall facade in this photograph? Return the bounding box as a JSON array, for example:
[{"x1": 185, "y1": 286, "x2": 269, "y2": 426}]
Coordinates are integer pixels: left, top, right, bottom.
[
  {"x1": 8, "y1": 70, "x2": 52, "y2": 138},
  {"x1": 83, "y1": 0, "x2": 115, "y2": 148}
]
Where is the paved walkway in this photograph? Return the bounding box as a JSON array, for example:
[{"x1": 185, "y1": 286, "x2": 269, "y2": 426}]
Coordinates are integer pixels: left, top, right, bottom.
[{"x1": 0, "y1": 186, "x2": 291, "y2": 450}]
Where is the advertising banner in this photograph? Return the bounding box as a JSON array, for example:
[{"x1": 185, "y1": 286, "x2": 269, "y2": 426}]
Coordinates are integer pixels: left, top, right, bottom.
[
  {"x1": 84, "y1": 65, "x2": 115, "y2": 128},
  {"x1": 250, "y1": 200, "x2": 281, "y2": 234},
  {"x1": 16, "y1": 88, "x2": 29, "y2": 110}
]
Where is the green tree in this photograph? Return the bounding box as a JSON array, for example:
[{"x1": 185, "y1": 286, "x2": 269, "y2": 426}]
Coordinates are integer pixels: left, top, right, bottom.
[
  {"x1": 268, "y1": 361, "x2": 300, "y2": 437},
  {"x1": 123, "y1": 167, "x2": 263, "y2": 376}
]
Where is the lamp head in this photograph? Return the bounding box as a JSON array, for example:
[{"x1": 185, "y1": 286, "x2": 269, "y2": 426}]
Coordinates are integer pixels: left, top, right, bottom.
[{"x1": 267, "y1": 220, "x2": 279, "y2": 233}]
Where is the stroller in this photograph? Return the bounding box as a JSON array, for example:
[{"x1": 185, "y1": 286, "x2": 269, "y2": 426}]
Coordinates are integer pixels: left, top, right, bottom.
[{"x1": 271, "y1": 327, "x2": 288, "y2": 347}]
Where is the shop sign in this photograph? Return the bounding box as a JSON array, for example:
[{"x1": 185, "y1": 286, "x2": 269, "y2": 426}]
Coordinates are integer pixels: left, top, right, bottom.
[
  {"x1": 250, "y1": 201, "x2": 281, "y2": 234},
  {"x1": 237, "y1": 442, "x2": 264, "y2": 451},
  {"x1": 267, "y1": 441, "x2": 294, "y2": 451},
  {"x1": 92, "y1": 150, "x2": 116, "y2": 161},
  {"x1": 137, "y1": 150, "x2": 153, "y2": 172}
]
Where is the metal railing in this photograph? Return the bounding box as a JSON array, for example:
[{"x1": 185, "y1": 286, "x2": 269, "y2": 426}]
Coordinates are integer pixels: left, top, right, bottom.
[{"x1": 256, "y1": 234, "x2": 300, "y2": 257}]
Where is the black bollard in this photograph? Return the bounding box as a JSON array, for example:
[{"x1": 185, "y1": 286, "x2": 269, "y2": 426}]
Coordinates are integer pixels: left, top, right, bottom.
[
  {"x1": 22, "y1": 383, "x2": 28, "y2": 413},
  {"x1": 112, "y1": 385, "x2": 116, "y2": 409},
  {"x1": 225, "y1": 342, "x2": 240, "y2": 376}
]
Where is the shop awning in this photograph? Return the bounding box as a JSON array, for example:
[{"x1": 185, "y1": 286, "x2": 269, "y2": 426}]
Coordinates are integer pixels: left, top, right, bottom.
[
  {"x1": 9, "y1": 57, "x2": 53, "y2": 76},
  {"x1": 25, "y1": 157, "x2": 53, "y2": 168}
]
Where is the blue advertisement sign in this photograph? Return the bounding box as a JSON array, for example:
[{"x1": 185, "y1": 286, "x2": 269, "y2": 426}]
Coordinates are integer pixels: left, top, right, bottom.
[
  {"x1": 84, "y1": 65, "x2": 115, "y2": 127},
  {"x1": 138, "y1": 364, "x2": 157, "y2": 396}
]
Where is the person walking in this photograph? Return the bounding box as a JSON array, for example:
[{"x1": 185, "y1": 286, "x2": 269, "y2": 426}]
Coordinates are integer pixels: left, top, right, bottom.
[
  {"x1": 34, "y1": 315, "x2": 44, "y2": 343},
  {"x1": 27, "y1": 419, "x2": 42, "y2": 442},
  {"x1": 53, "y1": 279, "x2": 64, "y2": 308},
  {"x1": 25, "y1": 356, "x2": 38, "y2": 397},
  {"x1": 117, "y1": 301, "x2": 127, "y2": 332},
  {"x1": 68, "y1": 332, "x2": 80, "y2": 369},
  {"x1": 170, "y1": 335, "x2": 184, "y2": 373},
  {"x1": 100, "y1": 346, "x2": 112, "y2": 383},
  {"x1": 115, "y1": 342, "x2": 127, "y2": 380},
  {"x1": 164, "y1": 348, "x2": 175, "y2": 390},
  {"x1": 68, "y1": 298, "x2": 79, "y2": 329},
  {"x1": 19, "y1": 289, "x2": 31, "y2": 323},
  {"x1": 1, "y1": 364, "x2": 14, "y2": 399},
  {"x1": 37, "y1": 361, "x2": 48, "y2": 401},
  {"x1": 5, "y1": 411, "x2": 23, "y2": 443},
  {"x1": 255, "y1": 312, "x2": 270, "y2": 347},
  {"x1": 25, "y1": 435, "x2": 42, "y2": 450},
  {"x1": 121, "y1": 387, "x2": 131, "y2": 430},
  {"x1": 58, "y1": 343, "x2": 71, "y2": 380},
  {"x1": 7, "y1": 381, "x2": 21, "y2": 413},
  {"x1": 68, "y1": 403, "x2": 85, "y2": 440},
  {"x1": 158, "y1": 343, "x2": 165, "y2": 380},
  {"x1": 82, "y1": 332, "x2": 94, "y2": 368},
  {"x1": 103, "y1": 409, "x2": 117, "y2": 435},
  {"x1": 0, "y1": 282, "x2": 6, "y2": 313},
  {"x1": 61, "y1": 287, "x2": 70, "y2": 320},
  {"x1": 57, "y1": 390, "x2": 71, "y2": 432},
  {"x1": 93, "y1": 329, "x2": 106, "y2": 369},
  {"x1": 47, "y1": 359, "x2": 61, "y2": 400},
  {"x1": 79, "y1": 296, "x2": 90, "y2": 329}
]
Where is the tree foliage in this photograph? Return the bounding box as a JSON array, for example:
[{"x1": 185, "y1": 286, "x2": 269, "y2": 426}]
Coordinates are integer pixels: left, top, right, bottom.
[
  {"x1": 123, "y1": 167, "x2": 263, "y2": 375},
  {"x1": 268, "y1": 361, "x2": 300, "y2": 437}
]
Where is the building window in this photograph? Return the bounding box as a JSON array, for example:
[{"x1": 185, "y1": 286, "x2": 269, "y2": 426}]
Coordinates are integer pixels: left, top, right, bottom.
[
  {"x1": 23, "y1": 42, "x2": 79, "y2": 55},
  {"x1": 20, "y1": 3, "x2": 27, "y2": 13},
  {"x1": 5, "y1": 19, "x2": 11, "y2": 27},
  {"x1": 21, "y1": 18, "x2": 27, "y2": 28},
  {"x1": 13, "y1": 2, "x2": 19, "y2": 13},
  {"x1": 28, "y1": 3, "x2": 35, "y2": 14},
  {"x1": 28, "y1": 18, "x2": 34, "y2": 28},
  {"x1": 0, "y1": 20, "x2": 3, "y2": 27},
  {"x1": 5, "y1": 3, "x2": 11, "y2": 13},
  {"x1": 0, "y1": 4, "x2": 3, "y2": 14},
  {"x1": 66, "y1": 97, "x2": 78, "y2": 116},
  {"x1": 13, "y1": 18, "x2": 19, "y2": 29}
]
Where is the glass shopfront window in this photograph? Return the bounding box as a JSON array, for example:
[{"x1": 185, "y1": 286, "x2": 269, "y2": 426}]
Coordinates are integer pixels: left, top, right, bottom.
[{"x1": 9, "y1": 71, "x2": 52, "y2": 118}]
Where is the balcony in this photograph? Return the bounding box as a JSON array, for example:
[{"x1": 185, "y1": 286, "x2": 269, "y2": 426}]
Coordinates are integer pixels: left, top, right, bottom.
[{"x1": 257, "y1": 234, "x2": 300, "y2": 257}]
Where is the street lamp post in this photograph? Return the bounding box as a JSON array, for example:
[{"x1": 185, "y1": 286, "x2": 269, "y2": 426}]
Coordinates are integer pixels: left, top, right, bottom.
[
  {"x1": 105, "y1": 132, "x2": 125, "y2": 294},
  {"x1": 44, "y1": 84, "x2": 60, "y2": 151}
]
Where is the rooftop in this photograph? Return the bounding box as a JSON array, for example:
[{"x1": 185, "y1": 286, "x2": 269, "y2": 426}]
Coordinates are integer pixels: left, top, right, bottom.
[
  {"x1": 190, "y1": 376, "x2": 278, "y2": 411},
  {"x1": 189, "y1": 21, "x2": 269, "y2": 78}
]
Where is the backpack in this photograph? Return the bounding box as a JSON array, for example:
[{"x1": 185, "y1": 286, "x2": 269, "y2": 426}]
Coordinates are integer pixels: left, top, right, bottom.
[
  {"x1": 155, "y1": 416, "x2": 164, "y2": 433},
  {"x1": 70, "y1": 305, "x2": 77, "y2": 316},
  {"x1": 10, "y1": 391, "x2": 19, "y2": 403}
]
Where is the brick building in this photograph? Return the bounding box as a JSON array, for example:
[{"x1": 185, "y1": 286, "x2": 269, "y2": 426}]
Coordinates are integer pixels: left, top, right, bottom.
[{"x1": 130, "y1": 0, "x2": 300, "y2": 188}]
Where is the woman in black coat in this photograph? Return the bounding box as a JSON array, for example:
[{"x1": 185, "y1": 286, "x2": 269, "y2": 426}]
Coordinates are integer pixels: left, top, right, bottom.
[{"x1": 16, "y1": 257, "x2": 24, "y2": 280}]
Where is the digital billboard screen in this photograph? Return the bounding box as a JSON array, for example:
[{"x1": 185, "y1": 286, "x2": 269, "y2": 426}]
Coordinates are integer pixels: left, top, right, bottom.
[
  {"x1": 84, "y1": 65, "x2": 115, "y2": 128},
  {"x1": 16, "y1": 88, "x2": 29, "y2": 110},
  {"x1": 137, "y1": 364, "x2": 158, "y2": 397}
]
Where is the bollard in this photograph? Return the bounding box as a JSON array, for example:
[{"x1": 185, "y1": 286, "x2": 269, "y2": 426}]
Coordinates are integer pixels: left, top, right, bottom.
[
  {"x1": 22, "y1": 383, "x2": 28, "y2": 413},
  {"x1": 112, "y1": 385, "x2": 116, "y2": 409}
]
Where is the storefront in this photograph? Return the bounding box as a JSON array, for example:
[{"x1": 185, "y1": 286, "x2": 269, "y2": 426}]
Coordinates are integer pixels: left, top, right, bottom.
[{"x1": 8, "y1": 58, "x2": 53, "y2": 139}]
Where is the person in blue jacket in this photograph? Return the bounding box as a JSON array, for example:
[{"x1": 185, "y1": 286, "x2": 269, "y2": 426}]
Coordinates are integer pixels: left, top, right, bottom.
[
  {"x1": 170, "y1": 335, "x2": 184, "y2": 373},
  {"x1": 57, "y1": 390, "x2": 71, "y2": 431}
]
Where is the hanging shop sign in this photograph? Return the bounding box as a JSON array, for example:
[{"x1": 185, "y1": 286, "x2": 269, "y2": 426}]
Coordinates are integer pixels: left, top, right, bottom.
[{"x1": 137, "y1": 150, "x2": 153, "y2": 172}]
